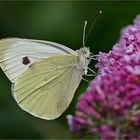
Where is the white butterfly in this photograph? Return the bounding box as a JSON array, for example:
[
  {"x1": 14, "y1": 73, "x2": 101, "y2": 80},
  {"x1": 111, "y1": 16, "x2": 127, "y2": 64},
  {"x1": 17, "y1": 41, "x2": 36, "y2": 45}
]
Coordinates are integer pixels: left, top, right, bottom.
[{"x1": 0, "y1": 21, "x2": 93, "y2": 120}]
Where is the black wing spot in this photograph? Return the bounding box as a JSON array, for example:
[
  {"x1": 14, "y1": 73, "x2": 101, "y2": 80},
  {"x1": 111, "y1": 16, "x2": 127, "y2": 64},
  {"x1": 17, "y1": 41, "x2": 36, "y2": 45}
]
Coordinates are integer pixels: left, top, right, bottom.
[{"x1": 22, "y1": 56, "x2": 30, "y2": 65}]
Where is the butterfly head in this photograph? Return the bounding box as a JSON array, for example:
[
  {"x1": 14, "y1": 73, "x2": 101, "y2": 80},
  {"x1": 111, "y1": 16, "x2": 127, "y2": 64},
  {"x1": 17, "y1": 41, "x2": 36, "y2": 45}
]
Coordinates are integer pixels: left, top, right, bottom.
[{"x1": 76, "y1": 47, "x2": 92, "y2": 75}]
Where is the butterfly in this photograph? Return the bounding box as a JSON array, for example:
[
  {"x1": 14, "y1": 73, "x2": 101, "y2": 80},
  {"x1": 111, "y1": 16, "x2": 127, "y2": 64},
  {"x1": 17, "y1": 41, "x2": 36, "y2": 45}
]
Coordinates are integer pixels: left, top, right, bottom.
[{"x1": 0, "y1": 21, "x2": 94, "y2": 120}]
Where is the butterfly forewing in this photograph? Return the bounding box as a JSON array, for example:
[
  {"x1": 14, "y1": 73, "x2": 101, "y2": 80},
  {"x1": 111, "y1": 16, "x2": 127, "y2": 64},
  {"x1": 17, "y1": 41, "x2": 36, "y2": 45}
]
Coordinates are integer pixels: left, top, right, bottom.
[
  {"x1": 0, "y1": 38, "x2": 76, "y2": 82},
  {"x1": 12, "y1": 54, "x2": 82, "y2": 120}
]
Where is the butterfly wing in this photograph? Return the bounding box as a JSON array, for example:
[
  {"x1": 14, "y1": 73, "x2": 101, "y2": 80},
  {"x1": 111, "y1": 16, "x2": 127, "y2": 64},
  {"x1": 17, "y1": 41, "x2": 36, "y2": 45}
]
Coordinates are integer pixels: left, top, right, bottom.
[
  {"x1": 12, "y1": 54, "x2": 82, "y2": 120},
  {"x1": 0, "y1": 38, "x2": 76, "y2": 82}
]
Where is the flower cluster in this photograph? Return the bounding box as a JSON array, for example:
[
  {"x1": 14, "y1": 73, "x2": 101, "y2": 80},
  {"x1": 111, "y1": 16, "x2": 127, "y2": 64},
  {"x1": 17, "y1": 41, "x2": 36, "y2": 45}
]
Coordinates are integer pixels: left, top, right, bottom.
[
  {"x1": 96, "y1": 15, "x2": 140, "y2": 75},
  {"x1": 67, "y1": 15, "x2": 140, "y2": 139}
]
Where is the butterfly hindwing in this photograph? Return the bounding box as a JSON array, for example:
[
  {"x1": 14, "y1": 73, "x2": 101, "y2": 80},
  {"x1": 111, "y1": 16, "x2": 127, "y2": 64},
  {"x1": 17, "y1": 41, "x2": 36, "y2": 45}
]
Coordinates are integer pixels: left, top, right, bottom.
[{"x1": 12, "y1": 54, "x2": 82, "y2": 120}]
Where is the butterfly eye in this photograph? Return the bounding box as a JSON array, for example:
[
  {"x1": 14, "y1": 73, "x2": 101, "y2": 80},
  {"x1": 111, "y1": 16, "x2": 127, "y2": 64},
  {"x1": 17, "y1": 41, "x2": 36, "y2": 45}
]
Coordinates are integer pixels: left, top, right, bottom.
[{"x1": 86, "y1": 57, "x2": 91, "y2": 61}]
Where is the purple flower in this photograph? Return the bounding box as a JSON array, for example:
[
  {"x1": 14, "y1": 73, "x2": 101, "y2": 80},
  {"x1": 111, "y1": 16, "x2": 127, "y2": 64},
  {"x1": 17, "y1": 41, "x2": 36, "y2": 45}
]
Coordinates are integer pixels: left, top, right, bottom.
[
  {"x1": 96, "y1": 15, "x2": 140, "y2": 75},
  {"x1": 67, "y1": 69, "x2": 140, "y2": 139},
  {"x1": 67, "y1": 15, "x2": 140, "y2": 139}
]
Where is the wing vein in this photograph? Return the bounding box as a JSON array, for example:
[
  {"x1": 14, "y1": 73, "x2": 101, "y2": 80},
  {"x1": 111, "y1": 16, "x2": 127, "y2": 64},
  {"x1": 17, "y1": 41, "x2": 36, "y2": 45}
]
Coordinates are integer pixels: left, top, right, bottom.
[
  {"x1": 25, "y1": 68, "x2": 74, "y2": 116},
  {"x1": 15, "y1": 64, "x2": 74, "y2": 89},
  {"x1": 17, "y1": 67, "x2": 73, "y2": 104}
]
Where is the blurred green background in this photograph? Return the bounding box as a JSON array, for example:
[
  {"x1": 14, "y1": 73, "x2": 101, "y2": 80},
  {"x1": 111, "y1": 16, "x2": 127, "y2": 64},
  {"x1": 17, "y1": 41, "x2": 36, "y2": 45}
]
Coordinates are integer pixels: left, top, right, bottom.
[{"x1": 0, "y1": 1, "x2": 139, "y2": 139}]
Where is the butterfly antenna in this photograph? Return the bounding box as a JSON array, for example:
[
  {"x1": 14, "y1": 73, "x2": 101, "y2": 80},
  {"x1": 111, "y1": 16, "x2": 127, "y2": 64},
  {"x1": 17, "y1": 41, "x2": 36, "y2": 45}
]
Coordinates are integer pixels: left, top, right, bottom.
[
  {"x1": 83, "y1": 20, "x2": 87, "y2": 47},
  {"x1": 85, "y1": 10, "x2": 102, "y2": 43}
]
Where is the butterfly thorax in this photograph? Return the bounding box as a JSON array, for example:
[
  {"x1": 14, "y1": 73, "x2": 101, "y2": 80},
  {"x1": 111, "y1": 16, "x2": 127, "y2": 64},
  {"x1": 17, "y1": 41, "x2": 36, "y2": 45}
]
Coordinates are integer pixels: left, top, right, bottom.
[{"x1": 76, "y1": 47, "x2": 91, "y2": 75}]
